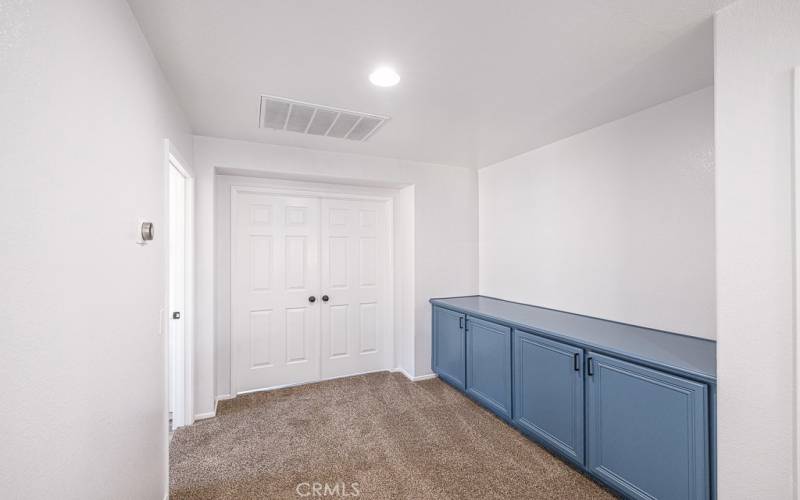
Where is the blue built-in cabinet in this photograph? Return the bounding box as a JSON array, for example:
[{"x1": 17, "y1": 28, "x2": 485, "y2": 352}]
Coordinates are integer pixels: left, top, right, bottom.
[
  {"x1": 432, "y1": 306, "x2": 466, "y2": 390},
  {"x1": 466, "y1": 317, "x2": 512, "y2": 420},
  {"x1": 586, "y1": 352, "x2": 709, "y2": 500},
  {"x1": 431, "y1": 296, "x2": 716, "y2": 500},
  {"x1": 513, "y1": 330, "x2": 584, "y2": 466}
]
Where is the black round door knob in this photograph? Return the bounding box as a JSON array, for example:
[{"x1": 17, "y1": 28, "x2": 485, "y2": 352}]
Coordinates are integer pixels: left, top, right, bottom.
[
  {"x1": 308, "y1": 296, "x2": 316, "y2": 303},
  {"x1": 322, "y1": 295, "x2": 329, "y2": 302}
]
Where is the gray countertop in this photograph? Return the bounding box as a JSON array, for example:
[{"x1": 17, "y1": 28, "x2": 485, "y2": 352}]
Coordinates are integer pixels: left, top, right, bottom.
[{"x1": 430, "y1": 295, "x2": 716, "y2": 383}]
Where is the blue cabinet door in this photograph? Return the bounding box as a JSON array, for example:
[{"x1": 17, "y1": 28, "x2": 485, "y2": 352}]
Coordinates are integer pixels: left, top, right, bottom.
[
  {"x1": 586, "y1": 352, "x2": 709, "y2": 500},
  {"x1": 432, "y1": 306, "x2": 466, "y2": 390},
  {"x1": 466, "y1": 316, "x2": 512, "y2": 419},
  {"x1": 513, "y1": 330, "x2": 584, "y2": 465}
]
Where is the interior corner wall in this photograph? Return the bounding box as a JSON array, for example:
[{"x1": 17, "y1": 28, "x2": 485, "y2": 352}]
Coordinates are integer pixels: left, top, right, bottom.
[
  {"x1": 714, "y1": 1, "x2": 800, "y2": 498},
  {"x1": 0, "y1": 1, "x2": 192, "y2": 499},
  {"x1": 478, "y1": 87, "x2": 716, "y2": 339},
  {"x1": 395, "y1": 185, "x2": 416, "y2": 376},
  {"x1": 192, "y1": 136, "x2": 477, "y2": 414}
]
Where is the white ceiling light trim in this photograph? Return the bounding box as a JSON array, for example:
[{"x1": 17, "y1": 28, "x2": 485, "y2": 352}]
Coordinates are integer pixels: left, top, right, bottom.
[
  {"x1": 369, "y1": 66, "x2": 400, "y2": 87},
  {"x1": 258, "y1": 95, "x2": 389, "y2": 142}
]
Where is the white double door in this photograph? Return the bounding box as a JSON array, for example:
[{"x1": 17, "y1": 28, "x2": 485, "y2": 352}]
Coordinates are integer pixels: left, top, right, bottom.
[{"x1": 232, "y1": 191, "x2": 390, "y2": 394}]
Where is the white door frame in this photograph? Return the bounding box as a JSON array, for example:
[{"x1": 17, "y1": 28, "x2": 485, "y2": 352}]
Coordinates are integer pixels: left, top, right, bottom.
[
  {"x1": 229, "y1": 183, "x2": 394, "y2": 396},
  {"x1": 793, "y1": 66, "x2": 800, "y2": 499},
  {"x1": 165, "y1": 139, "x2": 195, "y2": 428}
]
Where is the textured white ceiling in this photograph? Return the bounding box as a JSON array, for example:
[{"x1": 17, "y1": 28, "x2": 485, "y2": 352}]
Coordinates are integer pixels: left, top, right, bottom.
[{"x1": 127, "y1": 0, "x2": 733, "y2": 168}]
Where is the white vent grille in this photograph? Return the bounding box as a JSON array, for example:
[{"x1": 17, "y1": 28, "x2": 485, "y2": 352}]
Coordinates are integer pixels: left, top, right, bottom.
[{"x1": 258, "y1": 95, "x2": 388, "y2": 141}]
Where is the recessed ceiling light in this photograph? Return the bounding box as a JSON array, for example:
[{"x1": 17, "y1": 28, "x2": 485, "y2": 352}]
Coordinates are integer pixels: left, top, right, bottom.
[{"x1": 369, "y1": 66, "x2": 400, "y2": 87}]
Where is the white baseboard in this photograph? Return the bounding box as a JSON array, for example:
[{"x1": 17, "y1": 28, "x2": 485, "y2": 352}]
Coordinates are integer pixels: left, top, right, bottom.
[
  {"x1": 392, "y1": 367, "x2": 438, "y2": 382},
  {"x1": 194, "y1": 398, "x2": 219, "y2": 421}
]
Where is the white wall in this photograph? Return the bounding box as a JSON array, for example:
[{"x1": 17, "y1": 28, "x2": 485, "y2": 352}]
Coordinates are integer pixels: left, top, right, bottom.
[
  {"x1": 0, "y1": 1, "x2": 191, "y2": 499},
  {"x1": 714, "y1": 1, "x2": 800, "y2": 498},
  {"x1": 193, "y1": 137, "x2": 477, "y2": 415},
  {"x1": 395, "y1": 185, "x2": 416, "y2": 375},
  {"x1": 479, "y1": 87, "x2": 716, "y2": 339}
]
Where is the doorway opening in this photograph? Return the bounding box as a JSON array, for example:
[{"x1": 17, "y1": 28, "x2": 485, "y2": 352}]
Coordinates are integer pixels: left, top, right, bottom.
[{"x1": 166, "y1": 140, "x2": 194, "y2": 430}]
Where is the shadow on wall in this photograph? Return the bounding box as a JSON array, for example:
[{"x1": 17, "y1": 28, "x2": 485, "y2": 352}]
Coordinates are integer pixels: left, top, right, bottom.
[{"x1": 482, "y1": 19, "x2": 715, "y2": 163}]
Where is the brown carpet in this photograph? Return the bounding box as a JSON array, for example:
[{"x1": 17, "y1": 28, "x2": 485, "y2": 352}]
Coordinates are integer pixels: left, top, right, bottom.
[{"x1": 170, "y1": 372, "x2": 615, "y2": 500}]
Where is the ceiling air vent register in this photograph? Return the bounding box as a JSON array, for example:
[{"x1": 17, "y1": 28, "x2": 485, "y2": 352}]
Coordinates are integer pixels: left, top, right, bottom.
[{"x1": 258, "y1": 95, "x2": 389, "y2": 141}]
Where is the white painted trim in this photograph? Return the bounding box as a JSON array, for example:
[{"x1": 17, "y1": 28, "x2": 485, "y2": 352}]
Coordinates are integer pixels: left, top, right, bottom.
[
  {"x1": 793, "y1": 66, "x2": 800, "y2": 500},
  {"x1": 195, "y1": 398, "x2": 219, "y2": 421},
  {"x1": 194, "y1": 394, "x2": 236, "y2": 421},
  {"x1": 230, "y1": 184, "x2": 394, "y2": 202},
  {"x1": 392, "y1": 367, "x2": 438, "y2": 382},
  {"x1": 229, "y1": 187, "x2": 241, "y2": 396},
  {"x1": 165, "y1": 139, "x2": 195, "y2": 430},
  {"x1": 167, "y1": 139, "x2": 193, "y2": 178},
  {"x1": 228, "y1": 181, "x2": 396, "y2": 397},
  {"x1": 184, "y1": 172, "x2": 196, "y2": 428}
]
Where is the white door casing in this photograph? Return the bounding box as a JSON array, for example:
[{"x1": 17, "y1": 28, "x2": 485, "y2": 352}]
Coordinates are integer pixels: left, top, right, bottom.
[
  {"x1": 320, "y1": 198, "x2": 389, "y2": 379},
  {"x1": 232, "y1": 192, "x2": 321, "y2": 393},
  {"x1": 793, "y1": 66, "x2": 800, "y2": 494},
  {"x1": 166, "y1": 140, "x2": 194, "y2": 429},
  {"x1": 231, "y1": 187, "x2": 393, "y2": 394},
  {"x1": 168, "y1": 164, "x2": 186, "y2": 424}
]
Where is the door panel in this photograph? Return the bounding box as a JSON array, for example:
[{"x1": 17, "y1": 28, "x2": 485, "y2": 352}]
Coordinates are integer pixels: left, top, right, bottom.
[
  {"x1": 513, "y1": 330, "x2": 584, "y2": 465},
  {"x1": 232, "y1": 192, "x2": 320, "y2": 392},
  {"x1": 320, "y1": 198, "x2": 389, "y2": 379},
  {"x1": 359, "y1": 303, "x2": 377, "y2": 353},
  {"x1": 466, "y1": 316, "x2": 512, "y2": 419},
  {"x1": 168, "y1": 165, "x2": 186, "y2": 426},
  {"x1": 285, "y1": 307, "x2": 309, "y2": 363},
  {"x1": 329, "y1": 304, "x2": 349, "y2": 357},
  {"x1": 432, "y1": 306, "x2": 466, "y2": 389},
  {"x1": 249, "y1": 309, "x2": 272, "y2": 367},
  {"x1": 586, "y1": 352, "x2": 709, "y2": 500}
]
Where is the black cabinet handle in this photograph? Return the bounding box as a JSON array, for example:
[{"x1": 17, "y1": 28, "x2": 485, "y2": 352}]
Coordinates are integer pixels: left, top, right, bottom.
[
  {"x1": 573, "y1": 353, "x2": 580, "y2": 371},
  {"x1": 459, "y1": 316, "x2": 464, "y2": 329},
  {"x1": 322, "y1": 295, "x2": 329, "y2": 302},
  {"x1": 308, "y1": 296, "x2": 316, "y2": 303},
  {"x1": 587, "y1": 357, "x2": 594, "y2": 376}
]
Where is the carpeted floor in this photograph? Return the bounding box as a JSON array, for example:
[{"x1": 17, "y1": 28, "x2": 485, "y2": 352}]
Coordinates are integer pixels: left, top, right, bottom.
[{"x1": 170, "y1": 372, "x2": 615, "y2": 499}]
